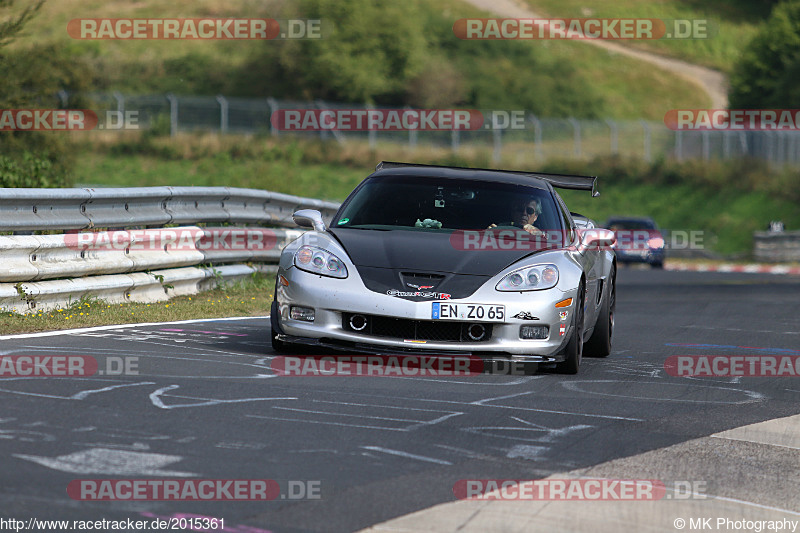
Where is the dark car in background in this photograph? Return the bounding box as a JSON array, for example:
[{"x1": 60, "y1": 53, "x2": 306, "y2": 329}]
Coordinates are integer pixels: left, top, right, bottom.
[{"x1": 605, "y1": 216, "x2": 665, "y2": 269}]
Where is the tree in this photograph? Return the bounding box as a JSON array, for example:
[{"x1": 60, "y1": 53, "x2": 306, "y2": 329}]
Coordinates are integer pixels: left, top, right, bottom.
[
  {"x1": 729, "y1": 0, "x2": 800, "y2": 109},
  {"x1": 0, "y1": 1, "x2": 93, "y2": 187}
]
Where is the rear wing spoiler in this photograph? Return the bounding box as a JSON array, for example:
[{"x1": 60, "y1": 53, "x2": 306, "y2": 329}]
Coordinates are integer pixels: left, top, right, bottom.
[{"x1": 375, "y1": 161, "x2": 599, "y2": 197}]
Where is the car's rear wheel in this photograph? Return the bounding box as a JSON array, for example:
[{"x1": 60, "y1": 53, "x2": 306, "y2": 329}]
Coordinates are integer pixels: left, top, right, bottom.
[
  {"x1": 556, "y1": 282, "x2": 584, "y2": 374},
  {"x1": 584, "y1": 266, "x2": 615, "y2": 358}
]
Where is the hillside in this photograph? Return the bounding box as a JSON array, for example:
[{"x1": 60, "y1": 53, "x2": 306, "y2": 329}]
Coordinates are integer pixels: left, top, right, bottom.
[{"x1": 4, "y1": 0, "x2": 714, "y2": 119}]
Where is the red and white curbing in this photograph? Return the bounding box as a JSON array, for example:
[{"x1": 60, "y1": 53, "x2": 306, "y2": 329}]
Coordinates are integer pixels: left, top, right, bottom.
[{"x1": 665, "y1": 262, "x2": 800, "y2": 275}]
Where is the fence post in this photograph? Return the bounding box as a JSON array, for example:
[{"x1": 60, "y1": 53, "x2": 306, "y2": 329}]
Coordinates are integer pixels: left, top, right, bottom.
[
  {"x1": 529, "y1": 114, "x2": 543, "y2": 160},
  {"x1": 766, "y1": 131, "x2": 775, "y2": 167},
  {"x1": 315, "y1": 100, "x2": 346, "y2": 145},
  {"x1": 568, "y1": 118, "x2": 581, "y2": 158},
  {"x1": 640, "y1": 120, "x2": 651, "y2": 162},
  {"x1": 364, "y1": 103, "x2": 376, "y2": 150},
  {"x1": 723, "y1": 131, "x2": 731, "y2": 160},
  {"x1": 605, "y1": 119, "x2": 618, "y2": 155},
  {"x1": 216, "y1": 95, "x2": 229, "y2": 134},
  {"x1": 167, "y1": 93, "x2": 178, "y2": 137},
  {"x1": 776, "y1": 131, "x2": 786, "y2": 167},
  {"x1": 113, "y1": 91, "x2": 125, "y2": 115},
  {"x1": 267, "y1": 97, "x2": 279, "y2": 137},
  {"x1": 404, "y1": 106, "x2": 417, "y2": 150},
  {"x1": 492, "y1": 128, "x2": 502, "y2": 164}
]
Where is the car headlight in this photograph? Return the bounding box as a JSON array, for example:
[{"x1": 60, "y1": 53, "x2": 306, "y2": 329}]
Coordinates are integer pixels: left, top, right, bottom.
[
  {"x1": 293, "y1": 245, "x2": 348, "y2": 278},
  {"x1": 496, "y1": 264, "x2": 558, "y2": 291}
]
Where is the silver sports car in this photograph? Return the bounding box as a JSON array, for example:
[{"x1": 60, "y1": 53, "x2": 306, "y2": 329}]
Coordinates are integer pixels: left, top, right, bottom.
[{"x1": 271, "y1": 162, "x2": 617, "y2": 374}]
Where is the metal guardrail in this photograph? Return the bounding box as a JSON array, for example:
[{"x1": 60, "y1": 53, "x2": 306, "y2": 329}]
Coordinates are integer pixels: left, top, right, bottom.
[
  {"x1": 0, "y1": 186, "x2": 340, "y2": 231},
  {"x1": 0, "y1": 187, "x2": 340, "y2": 314},
  {"x1": 753, "y1": 230, "x2": 800, "y2": 263}
]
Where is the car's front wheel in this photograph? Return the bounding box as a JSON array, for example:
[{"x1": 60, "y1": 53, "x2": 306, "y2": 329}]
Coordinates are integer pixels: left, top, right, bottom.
[
  {"x1": 270, "y1": 300, "x2": 292, "y2": 352},
  {"x1": 584, "y1": 266, "x2": 615, "y2": 358},
  {"x1": 556, "y1": 282, "x2": 584, "y2": 374}
]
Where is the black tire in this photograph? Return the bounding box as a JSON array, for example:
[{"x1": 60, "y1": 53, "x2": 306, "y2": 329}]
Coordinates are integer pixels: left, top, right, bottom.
[
  {"x1": 270, "y1": 300, "x2": 290, "y2": 352},
  {"x1": 651, "y1": 261, "x2": 664, "y2": 269},
  {"x1": 584, "y1": 266, "x2": 615, "y2": 358},
  {"x1": 556, "y1": 282, "x2": 585, "y2": 374}
]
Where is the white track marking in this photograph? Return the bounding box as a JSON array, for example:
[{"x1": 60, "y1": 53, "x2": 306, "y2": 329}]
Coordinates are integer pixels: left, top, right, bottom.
[
  {"x1": 149, "y1": 385, "x2": 296, "y2": 409},
  {"x1": 14, "y1": 448, "x2": 195, "y2": 476},
  {"x1": 0, "y1": 315, "x2": 268, "y2": 340},
  {"x1": 360, "y1": 446, "x2": 452, "y2": 465}
]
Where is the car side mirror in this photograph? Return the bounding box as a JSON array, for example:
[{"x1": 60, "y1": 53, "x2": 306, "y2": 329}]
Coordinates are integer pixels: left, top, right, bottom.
[
  {"x1": 579, "y1": 228, "x2": 616, "y2": 251},
  {"x1": 293, "y1": 209, "x2": 327, "y2": 232}
]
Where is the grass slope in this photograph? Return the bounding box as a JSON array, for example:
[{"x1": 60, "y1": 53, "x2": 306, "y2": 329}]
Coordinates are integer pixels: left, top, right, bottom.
[
  {"x1": 5, "y1": 0, "x2": 709, "y2": 119},
  {"x1": 523, "y1": 0, "x2": 768, "y2": 72}
]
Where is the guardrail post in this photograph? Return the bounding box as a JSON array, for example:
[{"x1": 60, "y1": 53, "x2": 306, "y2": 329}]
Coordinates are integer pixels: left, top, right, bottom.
[
  {"x1": 451, "y1": 129, "x2": 460, "y2": 154},
  {"x1": 267, "y1": 98, "x2": 279, "y2": 137},
  {"x1": 568, "y1": 118, "x2": 581, "y2": 158},
  {"x1": 216, "y1": 95, "x2": 229, "y2": 134},
  {"x1": 702, "y1": 131, "x2": 710, "y2": 161},
  {"x1": 675, "y1": 130, "x2": 683, "y2": 162},
  {"x1": 167, "y1": 93, "x2": 178, "y2": 137},
  {"x1": 605, "y1": 119, "x2": 618, "y2": 155}
]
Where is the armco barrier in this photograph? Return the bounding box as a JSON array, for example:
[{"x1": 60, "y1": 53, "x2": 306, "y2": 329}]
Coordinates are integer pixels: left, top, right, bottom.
[
  {"x1": 0, "y1": 187, "x2": 339, "y2": 314},
  {"x1": 754, "y1": 230, "x2": 800, "y2": 263},
  {"x1": 0, "y1": 186, "x2": 340, "y2": 231}
]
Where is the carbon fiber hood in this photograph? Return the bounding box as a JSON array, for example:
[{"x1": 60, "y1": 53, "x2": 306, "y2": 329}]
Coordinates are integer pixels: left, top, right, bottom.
[{"x1": 329, "y1": 228, "x2": 538, "y2": 300}]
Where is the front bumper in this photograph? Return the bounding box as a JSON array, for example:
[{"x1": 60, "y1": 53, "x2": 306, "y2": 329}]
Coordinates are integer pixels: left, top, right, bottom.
[
  {"x1": 274, "y1": 265, "x2": 577, "y2": 361},
  {"x1": 616, "y1": 247, "x2": 665, "y2": 264}
]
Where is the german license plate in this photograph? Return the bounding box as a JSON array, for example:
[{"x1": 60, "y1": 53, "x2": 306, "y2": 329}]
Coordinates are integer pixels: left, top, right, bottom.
[{"x1": 431, "y1": 302, "x2": 505, "y2": 322}]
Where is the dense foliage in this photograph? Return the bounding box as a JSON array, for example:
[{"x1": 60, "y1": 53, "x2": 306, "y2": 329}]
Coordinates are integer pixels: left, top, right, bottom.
[{"x1": 729, "y1": 0, "x2": 800, "y2": 108}]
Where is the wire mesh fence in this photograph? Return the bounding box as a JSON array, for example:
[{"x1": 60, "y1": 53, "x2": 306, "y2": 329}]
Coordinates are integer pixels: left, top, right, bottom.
[{"x1": 86, "y1": 92, "x2": 800, "y2": 168}]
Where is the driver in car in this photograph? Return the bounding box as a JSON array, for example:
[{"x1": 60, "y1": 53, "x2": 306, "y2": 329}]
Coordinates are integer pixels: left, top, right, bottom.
[{"x1": 488, "y1": 197, "x2": 544, "y2": 236}]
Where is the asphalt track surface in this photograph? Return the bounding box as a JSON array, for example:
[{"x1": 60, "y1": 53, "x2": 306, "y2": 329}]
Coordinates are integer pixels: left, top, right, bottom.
[{"x1": 0, "y1": 268, "x2": 798, "y2": 532}]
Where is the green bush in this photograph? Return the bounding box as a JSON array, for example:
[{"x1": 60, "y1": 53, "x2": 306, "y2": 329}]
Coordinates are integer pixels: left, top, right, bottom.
[
  {"x1": 729, "y1": 0, "x2": 800, "y2": 108},
  {"x1": 0, "y1": 152, "x2": 71, "y2": 188}
]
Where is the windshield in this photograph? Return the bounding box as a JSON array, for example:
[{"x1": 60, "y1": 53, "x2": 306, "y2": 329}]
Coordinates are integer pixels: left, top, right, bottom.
[{"x1": 334, "y1": 175, "x2": 563, "y2": 237}]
